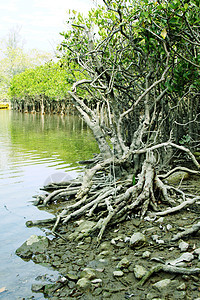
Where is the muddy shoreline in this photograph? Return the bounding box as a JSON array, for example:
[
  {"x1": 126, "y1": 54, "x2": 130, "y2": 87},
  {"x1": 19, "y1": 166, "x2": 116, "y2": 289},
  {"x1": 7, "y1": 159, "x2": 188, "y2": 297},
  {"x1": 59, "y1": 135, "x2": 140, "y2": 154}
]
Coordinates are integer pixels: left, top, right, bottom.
[{"x1": 15, "y1": 175, "x2": 200, "y2": 299}]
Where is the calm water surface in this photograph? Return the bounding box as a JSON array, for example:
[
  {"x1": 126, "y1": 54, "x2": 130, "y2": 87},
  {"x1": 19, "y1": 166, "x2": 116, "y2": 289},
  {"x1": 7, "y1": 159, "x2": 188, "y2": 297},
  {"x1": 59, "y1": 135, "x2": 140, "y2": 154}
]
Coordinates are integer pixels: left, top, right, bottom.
[{"x1": 0, "y1": 110, "x2": 98, "y2": 299}]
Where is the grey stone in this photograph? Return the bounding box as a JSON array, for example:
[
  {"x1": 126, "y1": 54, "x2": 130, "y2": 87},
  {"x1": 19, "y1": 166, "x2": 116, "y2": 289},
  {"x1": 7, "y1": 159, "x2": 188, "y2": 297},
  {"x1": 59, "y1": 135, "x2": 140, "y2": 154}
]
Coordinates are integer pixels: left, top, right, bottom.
[
  {"x1": 113, "y1": 270, "x2": 124, "y2": 277},
  {"x1": 68, "y1": 220, "x2": 96, "y2": 240},
  {"x1": 76, "y1": 278, "x2": 91, "y2": 290},
  {"x1": 116, "y1": 257, "x2": 130, "y2": 269},
  {"x1": 142, "y1": 251, "x2": 151, "y2": 258},
  {"x1": 31, "y1": 283, "x2": 44, "y2": 292},
  {"x1": 80, "y1": 267, "x2": 96, "y2": 280},
  {"x1": 153, "y1": 279, "x2": 171, "y2": 291},
  {"x1": 179, "y1": 241, "x2": 189, "y2": 252},
  {"x1": 133, "y1": 265, "x2": 147, "y2": 279},
  {"x1": 166, "y1": 224, "x2": 172, "y2": 231},
  {"x1": 152, "y1": 234, "x2": 159, "y2": 241},
  {"x1": 176, "y1": 282, "x2": 186, "y2": 291},
  {"x1": 16, "y1": 235, "x2": 49, "y2": 258},
  {"x1": 65, "y1": 273, "x2": 78, "y2": 281},
  {"x1": 97, "y1": 250, "x2": 111, "y2": 258},
  {"x1": 130, "y1": 232, "x2": 147, "y2": 248},
  {"x1": 91, "y1": 278, "x2": 102, "y2": 285},
  {"x1": 167, "y1": 172, "x2": 189, "y2": 184},
  {"x1": 111, "y1": 236, "x2": 124, "y2": 246},
  {"x1": 194, "y1": 248, "x2": 200, "y2": 255},
  {"x1": 156, "y1": 239, "x2": 164, "y2": 244},
  {"x1": 99, "y1": 241, "x2": 110, "y2": 251}
]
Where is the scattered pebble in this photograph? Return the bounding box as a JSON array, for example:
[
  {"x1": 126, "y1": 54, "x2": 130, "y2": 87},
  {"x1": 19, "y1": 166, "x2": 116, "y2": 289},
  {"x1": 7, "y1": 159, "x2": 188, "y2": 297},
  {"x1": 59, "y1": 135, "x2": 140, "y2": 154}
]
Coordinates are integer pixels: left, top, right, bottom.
[
  {"x1": 166, "y1": 224, "x2": 172, "y2": 231},
  {"x1": 130, "y1": 232, "x2": 147, "y2": 248},
  {"x1": 179, "y1": 241, "x2": 189, "y2": 252},
  {"x1": 133, "y1": 265, "x2": 147, "y2": 279},
  {"x1": 113, "y1": 270, "x2": 124, "y2": 277},
  {"x1": 142, "y1": 251, "x2": 151, "y2": 258}
]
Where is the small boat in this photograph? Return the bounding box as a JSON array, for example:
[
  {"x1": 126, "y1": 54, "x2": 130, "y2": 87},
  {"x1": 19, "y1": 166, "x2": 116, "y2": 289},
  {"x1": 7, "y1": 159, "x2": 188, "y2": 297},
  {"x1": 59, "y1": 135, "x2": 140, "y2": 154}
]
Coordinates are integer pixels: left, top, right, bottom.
[{"x1": 0, "y1": 103, "x2": 9, "y2": 109}]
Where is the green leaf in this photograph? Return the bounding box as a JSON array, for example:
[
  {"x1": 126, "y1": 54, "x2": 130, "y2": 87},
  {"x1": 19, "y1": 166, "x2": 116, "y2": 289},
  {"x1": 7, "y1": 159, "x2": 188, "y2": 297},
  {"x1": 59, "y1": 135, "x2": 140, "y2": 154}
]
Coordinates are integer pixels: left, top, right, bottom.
[
  {"x1": 161, "y1": 28, "x2": 167, "y2": 39},
  {"x1": 132, "y1": 174, "x2": 136, "y2": 185}
]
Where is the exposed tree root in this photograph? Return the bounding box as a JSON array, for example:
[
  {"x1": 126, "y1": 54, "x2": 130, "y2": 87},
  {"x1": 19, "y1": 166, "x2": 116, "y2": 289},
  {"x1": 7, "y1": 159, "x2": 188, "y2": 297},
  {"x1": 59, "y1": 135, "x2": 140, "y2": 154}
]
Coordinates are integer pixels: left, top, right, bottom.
[
  {"x1": 154, "y1": 196, "x2": 200, "y2": 217},
  {"x1": 171, "y1": 221, "x2": 200, "y2": 241},
  {"x1": 139, "y1": 264, "x2": 200, "y2": 286},
  {"x1": 28, "y1": 146, "x2": 200, "y2": 244}
]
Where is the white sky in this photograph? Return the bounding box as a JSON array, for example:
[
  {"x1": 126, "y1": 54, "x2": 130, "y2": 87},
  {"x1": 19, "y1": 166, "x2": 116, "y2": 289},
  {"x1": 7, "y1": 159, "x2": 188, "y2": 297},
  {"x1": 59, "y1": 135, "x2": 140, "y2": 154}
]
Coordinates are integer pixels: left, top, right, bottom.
[{"x1": 0, "y1": 0, "x2": 103, "y2": 53}]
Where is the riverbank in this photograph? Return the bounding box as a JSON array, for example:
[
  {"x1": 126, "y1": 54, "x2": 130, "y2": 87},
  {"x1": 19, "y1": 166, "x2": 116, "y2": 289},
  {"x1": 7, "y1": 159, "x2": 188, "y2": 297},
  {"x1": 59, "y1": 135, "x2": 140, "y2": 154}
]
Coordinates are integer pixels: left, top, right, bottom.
[{"x1": 14, "y1": 175, "x2": 200, "y2": 299}]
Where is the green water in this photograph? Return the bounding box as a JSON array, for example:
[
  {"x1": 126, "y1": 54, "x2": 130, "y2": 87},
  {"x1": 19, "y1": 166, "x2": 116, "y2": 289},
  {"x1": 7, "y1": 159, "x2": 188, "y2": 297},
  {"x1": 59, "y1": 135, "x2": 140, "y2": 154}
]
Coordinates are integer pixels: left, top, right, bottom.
[{"x1": 0, "y1": 110, "x2": 99, "y2": 299}]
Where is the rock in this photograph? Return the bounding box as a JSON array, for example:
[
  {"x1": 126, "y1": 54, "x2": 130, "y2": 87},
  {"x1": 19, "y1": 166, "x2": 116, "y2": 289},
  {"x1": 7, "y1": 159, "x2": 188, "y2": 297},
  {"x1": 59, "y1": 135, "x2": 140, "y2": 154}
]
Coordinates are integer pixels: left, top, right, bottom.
[
  {"x1": 68, "y1": 220, "x2": 96, "y2": 240},
  {"x1": 16, "y1": 235, "x2": 49, "y2": 259},
  {"x1": 91, "y1": 278, "x2": 102, "y2": 285},
  {"x1": 156, "y1": 217, "x2": 164, "y2": 223},
  {"x1": 133, "y1": 265, "x2": 147, "y2": 279},
  {"x1": 179, "y1": 241, "x2": 189, "y2": 252},
  {"x1": 111, "y1": 236, "x2": 124, "y2": 247},
  {"x1": 166, "y1": 224, "x2": 172, "y2": 231},
  {"x1": 124, "y1": 236, "x2": 130, "y2": 243},
  {"x1": 130, "y1": 232, "x2": 147, "y2": 248},
  {"x1": 146, "y1": 295, "x2": 164, "y2": 300},
  {"x1": 65, "y1": 273, "x2": 78, "y2": 281},
  {"x1": 76, "y1": 278, "x2": 91, "y2": 290},
  {"x1": 31, "y1": 283, "x2": 44, "y2": 292},
  {"x1": 80, "y1": 268, "x2": 96, "y2": 280},
  {"x1": 116, "y1": 257, "x2": 130, "y2": 269},
  {"x1": 156, "y1": 239, "x2": 165, "y2": 244},
  {"x1": 167, "y1": 171, "x2": 189, "y2": 184},
  {"x1": 152, "y1": 234, "x2": 164, "y2": 244},
  {"x1": 152, "y1": 234, "x2": 159, "y2": 241},
  {"x1": 113, "y1": 270, "x2": 124, "y2": 277},
  {"x1": 132, "y1": 219, "x2": 141, "y2": 227},
  {"x1": 43, "y1": 283, "x2": 58, "y2": 296},
  {"x1": 99, "y1": 241, "x2": 111, "y2": 251},
  {"x1": 153, "y1": 279, "x2": 171, "y2": 291},
  {"x1": 142, "y1": 251, "x2": 151, "y2": 258},
  {"x1": 177, "y1": 282, "x2": 186, "y2": 291},
  {"x1": 97, "y1": 250, "x2": 111, "y2": 258},
  {"x1": 194, "y1": 248, "x2": 200, "y2": 255}
]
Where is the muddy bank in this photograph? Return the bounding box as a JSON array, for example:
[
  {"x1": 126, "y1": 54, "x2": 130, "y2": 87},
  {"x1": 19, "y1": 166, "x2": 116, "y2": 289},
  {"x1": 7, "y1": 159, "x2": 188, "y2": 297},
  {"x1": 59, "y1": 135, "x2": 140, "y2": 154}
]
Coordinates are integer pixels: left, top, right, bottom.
[{"x1": 15, "y1": 176, "x2": 200, "y2": 300}]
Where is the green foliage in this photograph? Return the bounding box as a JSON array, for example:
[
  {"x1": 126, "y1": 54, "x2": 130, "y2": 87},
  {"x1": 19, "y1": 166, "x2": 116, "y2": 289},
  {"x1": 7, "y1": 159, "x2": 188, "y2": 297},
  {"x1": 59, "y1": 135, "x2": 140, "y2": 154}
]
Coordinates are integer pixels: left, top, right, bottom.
[
  {"x1": 179, "y1": 134, "x2": 191, "y2": 145},
  {"x1": 0, "y1": 35, "x2": 51, "y2": 101},
  {"x1": 132, "y1": 174, "x2": 136, "y2": 186},
  {"x1": 9, "y1": 60, "x2": 87, "y2": 102},
  {"x1": 57, "y1": 0, "x2": 199, "y2": 149}
]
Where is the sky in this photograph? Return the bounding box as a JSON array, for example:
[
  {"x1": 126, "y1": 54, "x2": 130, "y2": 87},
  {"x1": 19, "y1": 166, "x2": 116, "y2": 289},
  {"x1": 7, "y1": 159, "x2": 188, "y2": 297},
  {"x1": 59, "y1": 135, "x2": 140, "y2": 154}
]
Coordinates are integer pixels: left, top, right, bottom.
[{"x1": 0, "y1": 0, "x2": 103, "y2": 54}]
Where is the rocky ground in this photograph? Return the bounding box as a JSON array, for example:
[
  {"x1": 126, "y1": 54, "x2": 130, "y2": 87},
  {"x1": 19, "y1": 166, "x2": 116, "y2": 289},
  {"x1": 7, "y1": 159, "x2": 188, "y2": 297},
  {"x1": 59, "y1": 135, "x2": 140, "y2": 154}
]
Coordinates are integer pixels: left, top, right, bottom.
[{"x1": 15, "y1": 174, "x2": 200, "y2": 300}]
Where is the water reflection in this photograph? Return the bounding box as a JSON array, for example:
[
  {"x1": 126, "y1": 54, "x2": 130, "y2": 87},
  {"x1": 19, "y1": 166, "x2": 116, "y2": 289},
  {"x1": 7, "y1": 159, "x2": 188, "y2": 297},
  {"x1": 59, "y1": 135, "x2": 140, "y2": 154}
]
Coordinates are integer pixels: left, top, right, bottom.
[{"x1": 0, "y1": 110, "x2": 98, "y2": 299}]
